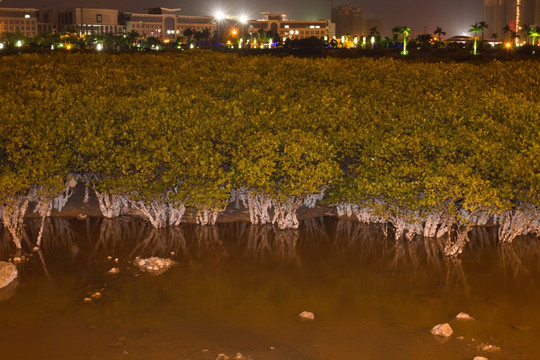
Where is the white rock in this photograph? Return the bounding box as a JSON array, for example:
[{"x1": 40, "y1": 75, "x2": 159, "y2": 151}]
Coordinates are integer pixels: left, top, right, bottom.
[
  {"x1": 478, "y1": 343, "x2": 500, "y2": 352},
  {"x1": 107, "y1": 268, "x2": 120, "y2": 274},
  {"x1": 216, "y1": 354, "x2": 229, "y2": 360},
  {"x1": 473, "y1": 357, "x2": 489, "y2": 360},
  {"x1": 430, "y1": 323, "x2": 453, "y2": 337},
  {"x1": 298, "y1": 311, "x2": 315, "y2": 321},
  {"x1": 456, "y1": 312, "x2": 474, "y2": 320},
  {"x1": 133, "y1": 257, "x2": 177, "y2": 275},
  {"x1": 0, "y1": 262, "x2": 18, "y2": 289}
]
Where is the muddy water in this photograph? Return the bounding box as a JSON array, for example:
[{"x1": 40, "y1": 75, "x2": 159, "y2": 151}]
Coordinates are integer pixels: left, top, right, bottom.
[{"x1": 1, "y1": 217, "x2": 540, "y2": 360}]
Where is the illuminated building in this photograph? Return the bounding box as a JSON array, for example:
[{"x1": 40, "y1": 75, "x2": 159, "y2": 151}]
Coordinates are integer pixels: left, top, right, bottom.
[
  {"x1": 0, "y1": 8, "x2": 39, "y2": 37},
  {"x1": 122, "y1": 8, "x2": 215, "y2": 42},
  {"x1": 38, "y1": 8, "x2": 124, "y2": 35},
  {"x1": 248, "y1": 13, "x2": 335, "y2": 41}
]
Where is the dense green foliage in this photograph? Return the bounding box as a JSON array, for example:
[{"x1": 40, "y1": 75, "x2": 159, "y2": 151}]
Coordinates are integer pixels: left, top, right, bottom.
[{"x1": 0, "y1": 52, "x2": 538, "y2": 212}]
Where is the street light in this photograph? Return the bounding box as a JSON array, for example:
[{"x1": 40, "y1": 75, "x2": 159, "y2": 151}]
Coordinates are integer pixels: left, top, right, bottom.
[
  {"x1": 214, "y1": 11, "x2": 225, "y2": 45},
  {"x1": 239, "y1": 14, "x2": 248, "y2": 43}
]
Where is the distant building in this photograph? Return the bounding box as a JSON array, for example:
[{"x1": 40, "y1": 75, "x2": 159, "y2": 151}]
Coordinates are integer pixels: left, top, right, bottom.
[
  {"x1": 331, "y1": 3, "x2": 362, "y2": 38},
  {"x1": 122, "y1": 8, "x2": 215, "y2": 42},
  {"x1": 484, "y1": 0, "x2": 540, "y2": 40},
  {"x1": 0, "y1": 7, "x2": 39, "y2": 37},
  {"x1": 248, "y1": 13, "x2": 334, "y2": 41},
  {"x1": 38, "y1": 8, "x2": 123, "y2": 35}
]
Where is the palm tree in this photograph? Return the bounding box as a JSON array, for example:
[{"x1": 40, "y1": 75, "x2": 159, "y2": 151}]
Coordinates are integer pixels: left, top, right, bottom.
[
  {"x1": 522, "y1": 24, "x2": 531, "y2": 44},
  {"x1": 201, "y1": 28, "x2": 212, "y2": 44},
  {"x1": 416, "y1": 33, "x2": 433, "y2": 49},
  {"x1": 369, "y1": 26, "x2": 380, "y2": 37},
  {"x1": 433, "y1": 26, "x2": 446, "y2": 42},
  {"x1": 183, "y1": 28, "x2": 194, "y2": 44},
  {"x1": 478, "y1": 20, "x2": 488, "y2": 42},
  {"x1": 502, "y1": 25, "x2": 511, "y2": 42},
  {"x1": 530, "y1": 26, "x2": 540, "y2": 47},
  {"x1": 391, "y1": 26, "x2": 401, "y2": 45},
  {"x1": 398, "y1": 25, "x2": 411, "y2": 55},
  {"x1": 510, "y1": 31, "x2": 520, "y2": 46},
  {"x1": 469, "y1": 22, "x2": 482, "y2": 55}
]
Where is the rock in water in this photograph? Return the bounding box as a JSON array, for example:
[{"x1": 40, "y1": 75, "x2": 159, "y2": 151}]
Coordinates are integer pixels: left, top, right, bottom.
[
  {"x1": 133, "y1": 257, "x2": 177, "y2": 275},
  {"x1": 0, "y1": 262, "x2": 18, "y2": 289},
  {"x1": 456, "y1": 312, "x2": 474, "y2": 320},
  {"x1": 430, "y1": 323, "x2": 453, "y2": 337},
  {"x1": 298, "y1": 311, "x2": 315, "y2": 321}
]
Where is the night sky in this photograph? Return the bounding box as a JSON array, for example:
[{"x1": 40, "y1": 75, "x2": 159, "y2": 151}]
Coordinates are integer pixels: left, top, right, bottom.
[{"x1": 2, "y1": 0, "x2": 483, "y2": 36}]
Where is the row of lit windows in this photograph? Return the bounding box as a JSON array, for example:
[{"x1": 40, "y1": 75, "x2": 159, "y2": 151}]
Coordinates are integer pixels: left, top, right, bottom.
[
  {"x1": 177, "y1": 25, "x2": 214, "y2": 31},
  {"x1": 279, "y1": 30, "x2": 324, "y2": 35},
  {"x1": 132, "y1": 23, "x2": 161, "y2": 30},
  {"x1": 0, "y1": 25, "x2": 36, "y2": 31},
  {"x1": 283, "y1": 24, "x2": 322, "y2": 29},
  {"x1": 0, "y1": 19, "x2": 36, "y2": 25}
]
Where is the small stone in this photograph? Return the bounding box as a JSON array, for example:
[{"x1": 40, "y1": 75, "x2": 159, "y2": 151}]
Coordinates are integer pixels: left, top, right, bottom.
[
  {"x1": 107, "y1": 256, "x2": 112, "y2": 261},
  {"x1": 91, "y1": 292, "x2": 102, "y2": 299},
  {"x1": 234, "y1": 353, "x2": 244, "y2": 360},
  {"x1": 122, "y1": 350, "x2": 129, "y2": 355},
  {"x1": 32, "y1": 246, "x2": 39, "y2": 252},
  {"x1": 107, "y1": 268, "x2": 119, "y2": 274},
  {"x1": 298, "y1": 311, "x2": 315, "y2": 321},
  {"x1": 456, "y1": 312, "x2": 474, "y2": 320},
  {"x1": 0, "y1": 261, "x2": 18, "y2": 289},
  {"x1": 201, "y1": 349, "x2": 209, "y2": 352},
  {"x1": 270, "y1": 346, "x2": 275, "y2": 350},
  {"x1": 216, "y1": 354, "x2": 229, "y2": 360},
  {"x1": 12, "y1": 257, "x2": 21, "y2": 263},
  {"x1": 473, "y1": 357, "x2": 488, "y2": 360},
  {"x1": 83, "y1": 297, "x2": 92, "y2": 304},
  {"x1": 114, "y1": 258, "x2": 119, "y2": 263},
  {"x1": 457, "y1": 336, "x2": 465, "y2": 340},
  {"x1": 77, "y1": 214, "x2": 88, "y2": 221},
  {"x1": 478, "y1": 343, "x2": 500, "y2": 352},
  {"x1": 430, "y1": 323, "x2": 453, "y2": 337},
  {"x1": 170, "y1": 252, "x2": 175, "y2": 256}
]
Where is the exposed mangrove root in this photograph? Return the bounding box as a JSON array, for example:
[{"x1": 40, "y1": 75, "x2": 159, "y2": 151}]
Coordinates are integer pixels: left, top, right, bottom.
[
  {"x1": 230, "y1": 187, "x2": 248, "y2": 210},
  {"x1": 246, "y1": 192, "x2": 273, "y2": 225},
  {"x1": 94, "y1": 191, "x2": 129, "y2": 218},
  {"x1": 129, "y1": 199, "x2": 185, "y2": 228},
  {"x1": 303, "y1": 189, "x2": 325, "y2": 208},
  {"x1": 443, "y1": 226, "x2": 470, "y2": 257},
  {"x1": 496, "y1": 205, "x2": 540, "y2": 243},
  {"x1": 53, "y1": 177, "x2": 77, "y2": 212},
  {"x1": 196, "y1": 208, "x2": 222, "y2": 226},
  {"x1": 0, "y1": 189, "x2": 36, "y2": 248},
  {"x1": 33, "y1": 179, "x2": 77, "y2": 247},
  {"x1": 83, "y1": 186, "x2": 90, "y2": 204},
  {"x1": 273, "y1": 197, "x2": 303, "y2": 230},
  {"x1": 238, "y1": 189, "x2": 325, "y2": 229}
]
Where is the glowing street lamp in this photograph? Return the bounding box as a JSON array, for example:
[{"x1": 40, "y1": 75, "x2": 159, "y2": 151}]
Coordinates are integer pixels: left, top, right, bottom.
[
  {"x1": 214, "y1": 11, "x2": 225, "y2": 44},
  {"x1": 16, "y1": 40, "x2": 22, "y2": 48},
  {"x1": 96, "y1": 43, "x2": 103, "y2": 51}
]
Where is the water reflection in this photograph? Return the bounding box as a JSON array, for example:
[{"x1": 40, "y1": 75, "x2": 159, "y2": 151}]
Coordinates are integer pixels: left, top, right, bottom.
[{"x1": 2, "y1": 217, "x2": 540, "y2": 360}]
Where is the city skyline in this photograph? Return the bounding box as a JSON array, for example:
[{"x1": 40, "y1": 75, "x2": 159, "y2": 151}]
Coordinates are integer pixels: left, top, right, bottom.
[{"x1": 1, "y1": 0, "x2": 483, "y2": 36}]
